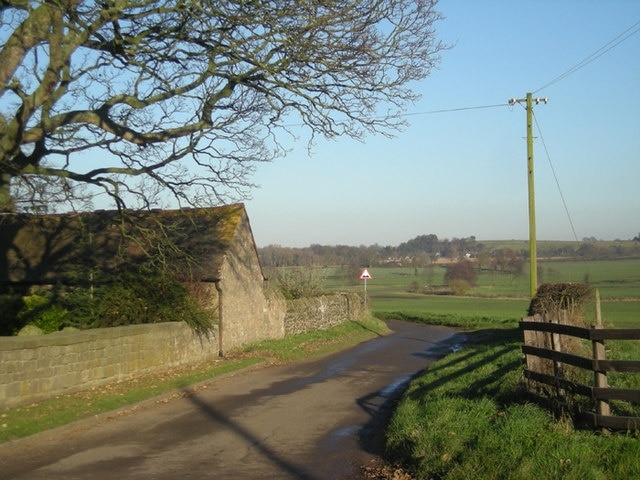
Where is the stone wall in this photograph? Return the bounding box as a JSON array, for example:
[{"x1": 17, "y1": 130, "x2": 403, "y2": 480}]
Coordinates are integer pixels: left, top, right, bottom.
[
  {"x1": 218, "y1": 228, "x2": 286, "y2": 352},
  {"x1": 0, "y1": 322, "x2": 217, "y2": 409},
  {"x1": 0, "y1": 292, "x2": 365, "y2": 409},
  {"x1": 284, "y1": 292, "x2": 366, "y2": 335}
]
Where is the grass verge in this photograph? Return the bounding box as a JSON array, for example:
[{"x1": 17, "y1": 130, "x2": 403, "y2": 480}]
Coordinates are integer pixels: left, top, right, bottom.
[
  {"x1": 0, "y1": 316, "x2": 389, "y2": 444},
  {"x1": 385, "y1": 328, "x2": 640, "y2": 480},
  {"x1": 239, "y1": 315, "x2": 390, "y2": 363},
  {"x1": 373, "y1": 310, "x2": 518, "y2": 330}
]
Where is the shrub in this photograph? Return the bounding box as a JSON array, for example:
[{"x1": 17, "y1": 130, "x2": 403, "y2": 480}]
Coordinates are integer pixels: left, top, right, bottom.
[
  {"x1": 0, "y1": 271, "x2": 214, "y2": 335},
  {"x1": 27, "y1": 304, "x2": 69, "y2": 334},
  {"x1": 449, "y1": 278, "x2": 471, "y2": 295},
  {"x1": 67, "y1": 271, "x2": 213, "y2": 333},
  {"x1": 527, "y1": 282, "x2": 592, "y2": 323},
  {"x1": 444, "y1": 259, "x2": 477, "y2": 292},
  {"x1": 275, "y1": 268, "x2": 325, "y2": 299},
  {"x1": 16, "y1": 291, "x2": 70, "y2": 333}
]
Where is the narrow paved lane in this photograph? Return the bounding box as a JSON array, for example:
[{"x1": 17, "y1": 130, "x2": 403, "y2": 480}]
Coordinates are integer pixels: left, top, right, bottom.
[{"x1": 1, "y1": 321, "x2": 463, "y2": 480}]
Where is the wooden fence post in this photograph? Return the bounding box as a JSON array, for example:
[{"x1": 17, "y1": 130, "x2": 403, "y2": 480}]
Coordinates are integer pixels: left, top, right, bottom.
[
  {"x1": 522, "y1": 314, "x2": 546, "y2": 382},
  {"x1": 593, "y1": 289, "x2": 610, "y2": 419},
  {"x1": 551, "y1": 311, "x2": 566, "y2": 399}
]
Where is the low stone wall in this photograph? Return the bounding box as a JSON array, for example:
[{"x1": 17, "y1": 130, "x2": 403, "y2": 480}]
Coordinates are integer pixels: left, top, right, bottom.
[
  {"x1": 284, "y1": 292, "x2": 366, "y2": 335},
  {"x1": 0, "y1": 322, "x2": 217, "y2": 409},
  {"x1": 0, "y1": 292, "x2": 366, "y2": 409}
]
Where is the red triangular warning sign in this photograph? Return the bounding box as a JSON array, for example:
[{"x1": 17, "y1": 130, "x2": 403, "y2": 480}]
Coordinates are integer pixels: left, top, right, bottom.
[{"x1": 359, "y1": 269, "x2": 372, "y2": 280}]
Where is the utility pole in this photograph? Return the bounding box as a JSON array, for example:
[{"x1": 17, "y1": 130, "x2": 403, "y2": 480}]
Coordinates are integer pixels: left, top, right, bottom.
[{"x1": 508, "y1": 93, "x2": 548, "y2": 299}]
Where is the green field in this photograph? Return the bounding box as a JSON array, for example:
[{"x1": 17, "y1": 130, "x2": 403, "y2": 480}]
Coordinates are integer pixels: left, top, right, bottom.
[
  {"x1": 348, "y1": 257, "x2": 640, "y2": 479},
  {"x1": 320, "y1": 258, "x2": 640, "y2": 327}
]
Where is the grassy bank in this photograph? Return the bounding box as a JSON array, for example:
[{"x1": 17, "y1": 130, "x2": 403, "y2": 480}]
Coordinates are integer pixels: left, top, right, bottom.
[
  {"x1": 357, "y1": 260, "x2": 640, "y2": 478},
  {"x1": 0, "y1": 316, "x2": 389, "y2": 444},
  {"x1": 386, "y1": 328, "x2": 640, "y2": 480}
]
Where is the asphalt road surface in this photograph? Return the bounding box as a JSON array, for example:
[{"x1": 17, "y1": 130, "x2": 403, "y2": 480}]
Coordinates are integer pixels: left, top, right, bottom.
[{"x1": 1, "y1": 320, "x2": 463, "y2": 480}]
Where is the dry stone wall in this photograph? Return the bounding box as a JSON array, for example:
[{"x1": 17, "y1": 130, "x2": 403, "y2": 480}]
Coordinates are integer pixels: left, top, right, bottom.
[
  {"x1": 284, "y1": 292, "x2": 366, "y2": 335},
  {"x1": 0, "y1": 322, "x2": 217, "y2": 409},
  {"x1": 0, "y1": 292, "x2": 365, "y2": 408}
]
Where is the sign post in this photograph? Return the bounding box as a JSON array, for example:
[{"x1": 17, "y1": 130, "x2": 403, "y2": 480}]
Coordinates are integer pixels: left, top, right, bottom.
[{"x1": 359, "y1": 268, "x2": 372, "y2": 308}]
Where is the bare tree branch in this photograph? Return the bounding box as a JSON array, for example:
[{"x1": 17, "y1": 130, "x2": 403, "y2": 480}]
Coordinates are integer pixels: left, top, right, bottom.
[{"x1": 0, "y1": 0, "x2": 448, "y2": 212}]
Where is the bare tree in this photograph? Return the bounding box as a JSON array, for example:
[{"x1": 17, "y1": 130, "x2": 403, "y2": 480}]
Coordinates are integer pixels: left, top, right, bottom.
[{"x1": 0, "y1": 0, "x2": 447, "y2": 212}]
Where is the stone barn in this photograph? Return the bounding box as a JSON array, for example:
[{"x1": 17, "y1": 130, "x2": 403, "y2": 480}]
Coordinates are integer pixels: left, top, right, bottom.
[{"x1": 0, "y1": 203, "x2": 285, "y2": 353}]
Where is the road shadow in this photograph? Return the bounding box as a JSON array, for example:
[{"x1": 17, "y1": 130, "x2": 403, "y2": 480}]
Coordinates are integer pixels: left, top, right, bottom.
[
  {"x1": 184, "y1": 391, "x2": 321, "y2": 480},
  {"x1": 351, "y1": 319, "x2": 390, "y2": 337}
]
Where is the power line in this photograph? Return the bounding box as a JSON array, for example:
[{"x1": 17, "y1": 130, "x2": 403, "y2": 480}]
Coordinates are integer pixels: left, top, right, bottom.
[
  {"x1": 533, "y1": 19, "x2": 640, "y2": 94},
  {"x1": 532, "y1": 111, "x2": 592, "y2": 280},
  {"x1": 391, "y1": 19, "x2": 640, "y2": 118},
  {"x1": 283, "y1": 102, "x2": 509, "y2": 127},
  {"x1": 287, "y1": 19, "x2": 639, "y2": 126},
  {"x1": 400, "y1": 103, "x2": 509, "y2": 117},
  {"x1": 399, "y1": 20, "x2": 640, "y2": 116},
  {"x1": 531, "y1": 110, "x2": 580, "y2": 245}
]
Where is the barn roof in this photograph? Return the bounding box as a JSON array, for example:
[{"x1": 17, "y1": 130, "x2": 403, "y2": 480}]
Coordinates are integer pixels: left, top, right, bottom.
[{"x1": 0, "y1": 203, "x2": 259, "y2": 286}]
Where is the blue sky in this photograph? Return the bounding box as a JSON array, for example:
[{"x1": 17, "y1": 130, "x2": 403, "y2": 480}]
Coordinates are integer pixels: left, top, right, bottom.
[{"x1": 244, "y1": 0, "x2": 640, "y2": 248}]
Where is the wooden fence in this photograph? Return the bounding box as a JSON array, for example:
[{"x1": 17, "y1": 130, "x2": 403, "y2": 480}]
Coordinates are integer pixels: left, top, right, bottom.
[{"x1": 520, "y1": 313, "x2": 640, "y2": 430}]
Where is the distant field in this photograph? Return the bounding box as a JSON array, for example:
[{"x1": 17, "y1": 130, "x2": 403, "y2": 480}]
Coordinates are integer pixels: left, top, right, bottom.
[
  {"x1": 320, "y1": 258, "x2": 640, "y2": 327},
  {"x1": 479, "y1": 239, "x2": 638, "y2": 253},
  {"x1": 369, "y1": 294, "x2": 529, "y2": 324}
]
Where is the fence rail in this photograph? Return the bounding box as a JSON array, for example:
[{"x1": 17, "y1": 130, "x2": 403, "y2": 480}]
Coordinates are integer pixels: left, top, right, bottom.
[{"x1": 520, "y1": 314, "x2": 640, "y2": 431}]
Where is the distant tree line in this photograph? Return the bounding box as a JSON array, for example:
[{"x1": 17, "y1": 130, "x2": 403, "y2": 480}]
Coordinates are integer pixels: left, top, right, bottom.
[
  {"x1": 258, "y1": 234, "x2": 640, "y2": 268},
  {"x1": 259, "y1": 235, "x2": 479, "y2": 268}
]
